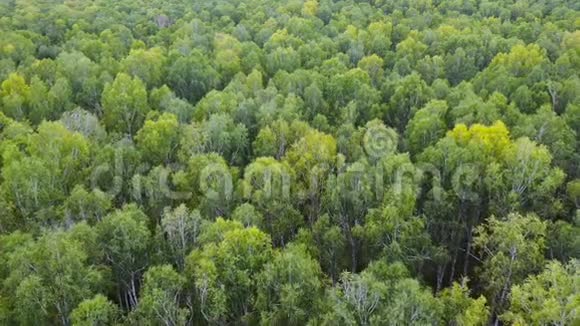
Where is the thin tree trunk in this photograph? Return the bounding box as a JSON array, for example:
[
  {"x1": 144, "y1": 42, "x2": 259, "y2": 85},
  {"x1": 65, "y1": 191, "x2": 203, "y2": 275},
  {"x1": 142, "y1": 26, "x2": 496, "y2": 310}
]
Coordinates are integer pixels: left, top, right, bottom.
[
  {"x1": 449, "y1": 249, "x2": 457, "y2": 284},
  {"x1": 350, "y1": 234, "x2": 357, "y2": 273},
  {"x1": 436, "y1": 264, "x2": 446, "y2": 293},
  {"x1": 463, "y1": 226, "x2": 473, "y2": 276}
]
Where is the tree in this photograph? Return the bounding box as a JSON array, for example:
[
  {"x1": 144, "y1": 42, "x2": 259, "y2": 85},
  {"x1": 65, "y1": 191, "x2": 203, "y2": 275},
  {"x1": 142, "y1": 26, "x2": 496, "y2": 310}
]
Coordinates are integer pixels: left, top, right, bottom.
[
  {"x1": 474, "y1": 44, "x2": 548, "y2": 97},
  {"x1": 256, "y1": 244, "x2": 325, "y2": 325},
  {"x1": 416, "y1": 55, "x2": 446, "y2": 85},
  {"x1": 27, "y1": 77, "x2": 52, "y2": 124},
  {"x1": 445, "y1": 48, "x2": 478, "y2": 86},
  {"x1": 191, "y1": 90, "x2": 241, "y2": 121},
  {"x1": 186, "y1": 224, "x2": 273, "y2": 324},
  {"x1": 213, "y1": 33, "x2": 243, "y2": 84},
  {"x1": 167, "y1": 51, "x2": 219, "y2": 103},
  {"x1": 405, "y1": 100, "x2": 448, "y2": 155},
  {"x1": 321, "y1": 268, "x2": 389, "y2": 325},
  {"x1": 173, "y1": 153, "x2": 235, "y2": 218},
  {"x1": 70, "y1": 294, "x2": 120, "y2": 326},
  {"x1": 474, "y1": 213, "x2": 547, "y2": 321},
  {"x1": 1, "y1": 121, "x2": 91, "y2": 223},
  {"x1": 448, "y1": 90, "x2": 501, "y2": 126},
  {"x1": 4, "y1": 228, "x2": 103, "y2": 326},
  {"x1": 296, "y1": 214, "x2": 346, "y2": 283},
  {"x1": 60, "y1": 108, "x2": 107, "y2": 141},
  {"x1": 489, "y1": 44, "x2": 547, "y2": 78},
  {"x1": 135, "y1": 112, "x2": 180, "y2": 165},
  {"x1": 326, "y1": 68, "x2": 380, "y2": 124},
  {"x1": 253, "y1": 119, "x2": 311, "y2": 160},
  {"x1": 502, "y1": 260, "x2": 579, "y2": 326},
  {"x1": 324, "y1": 160, "x2": 375, "y2": 272},
  {"x1": 242, "y1": 157, "x2": 301, "y2": 246},
  {"x1": 161, "y1": 204, "x2": 204, "y2": 270},
  {"x1": 439, "y1": 280, "x2": 489, "y2": 326},
  {"x1": 396, "y1": 31, "x2": 427, "y2": 64},
  {"x1": 56, "y1": 51, "x2": 102, "y2": 111},
  {"x1": 485, "y1": 137, "x2": 565, "y2": 218},
  {"x1": 357, "y1": 54, "x2": 384, "y2": 87},
  {"x1": 320, "y1": 261, "x2": 442, "y2": 325},
  {"x1": 418, "y1": 121, "x2": 557, "y2": 286},
  {"x1": 149, "y1": 86, "x2": 195, "y2": 123},
  {"x1": 284, "y1": 129, "x2": 337, "y2": 223},
  {"x1": 132, "y1": 265, "x2": 189, "y2": 325},
  {"x1": 63, "y1": 185, "x2": 112, "y2": 224},
  {"x1": 511, "y1": 104, "x2": 577, "y2": 174},
  {"x1": 0, "y1": 231, "x2": 33, "y2": 323},
  {"x1": 231, "y1": 203, "x2": 264, "y2": 227},
  {"x1": 0, "y1": 32, "x2": 35, "y2": 65},
  {"x1": 121, "y1": 47, "x2": 166, "y2": 88},
  {"x1": 384, "y1": 72, "x2": 433, "y2": 133},
  {"x1": 265, "y1": 47, "x2": 301, "y2": 76},
  {"x1": 180, "y1": 113, "x2": 249, "y2": 166},
  {"x1": 101, "y1": 73, "x2": 150, "y2": 135},
  {"x1": 30, "y1": 76, "x2": 72, "y2": 124},
  {"x1": 0, "y1": 73, "x2": 30, "y2": 120},
  {"x1": 548, "y1": 216, "x2": 580, "y2": 262},
  {"x1": 96, "y1": 204, "x2": 152, "y2": 310},
  {"x1": 364, "y1": 21, "x2": 392, "y2": 58}
]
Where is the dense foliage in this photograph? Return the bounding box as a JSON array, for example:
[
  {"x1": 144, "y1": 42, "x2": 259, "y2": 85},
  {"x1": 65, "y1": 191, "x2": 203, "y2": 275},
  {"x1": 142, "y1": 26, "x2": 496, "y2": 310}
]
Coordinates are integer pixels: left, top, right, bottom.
[{"x1": 0, "y1": 0, "x2": 579, "y2": 324}]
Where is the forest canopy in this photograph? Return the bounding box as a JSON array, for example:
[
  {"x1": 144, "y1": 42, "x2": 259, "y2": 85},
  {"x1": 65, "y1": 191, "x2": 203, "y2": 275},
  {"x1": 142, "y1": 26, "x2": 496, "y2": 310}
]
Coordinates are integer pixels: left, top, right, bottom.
[{"x1": 0, "y1": 0, "x2": 579, "y2": 325}]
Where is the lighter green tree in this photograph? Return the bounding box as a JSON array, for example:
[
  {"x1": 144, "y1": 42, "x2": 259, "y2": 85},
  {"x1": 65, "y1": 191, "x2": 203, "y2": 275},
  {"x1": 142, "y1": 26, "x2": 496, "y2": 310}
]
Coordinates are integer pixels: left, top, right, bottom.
[
  {"x1": 101, "y1": 73, "x2": 149, "y2": 135},
  {"x1": 70, "y1": 294, "x2": 120, "y2": 326},
  {"x1": 131, "y1": 265, "x2": 189, "y2": 325},
  {"x1": 474, "y1": 213, "x2": 547, "y2": 320},
  {"x1": 502, "y1": 260, "x2": 579, "y2": 326},
  {"x1": 256, "y1": 244, "x2": 325, "y2": 325}
]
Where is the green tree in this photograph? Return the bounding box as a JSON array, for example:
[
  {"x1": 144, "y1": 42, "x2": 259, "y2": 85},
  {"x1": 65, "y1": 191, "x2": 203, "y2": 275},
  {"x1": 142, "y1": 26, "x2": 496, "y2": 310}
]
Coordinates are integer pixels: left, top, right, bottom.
[
  {"x1": 186, "y1": 224, "x2": 273, "y2": 324},
  {"x1": 296, "y1": 214, "x2": 346, "y2": 283},
  {"x1": 173, "y1": 153, "x2": 235, "y2": 218},
  {"x1": 284, "y1": 129, "x2": 337, "y2": 223},
  {"x1": 0, "y1": 73, "x2": 30, "y2": 120},
  {"x1": 1, "y1": 121, "x2": 91, "y2": 222},
  {"x1": 121, "y1": 47, "x2": 166, "y2": 88},
  {"x1": 132, "y1": 265, "x2": 189, "y2": 325},
  {"x1": 135, "y1": 112, "x2": 180, "y2": 165},
  {"x1": 357, "y1": 54, "x2": 384, "y2": 87},
  {"x1": 149, "y1": 86, "x2": 195, "y2": 123},
  {"x1": 161, "y1": 204, "x2": 204, "y2": 270},
  {"x1": 321, "y1": 261, "x2": 441, "y2": 325},
  {"x1": 324, "y1": 160, "x2": 375, "y2": 272},
  {"x1": 231, "y1": 203, "x2": 264, "y2": 227},
  {"x1": 485, "y1": 137, "x2": 565, "y2": 218},
  {"x1": 63, "y1": 185, "x2": 112, "y2": 224},
  {"x1": 502, "y1": 260, "x2": 579, "y2": 326},
  {"x1": 474, "y1": 213, "x2": 547, "y2": 320},
  {"x1": 242, "y1": 157, "x2": 301, "y2": 245},
  {"x1": 439, "y1": 280, "x2": 489, "y2": 326},
  {"x1": 4, "y1": 228, "x2": 103, "y2": 326},
  {"x1": 180, "y1": 113, "x2": 249, "y2": 165},
  {"x1": 96, "y1": 205, "x2": 152, "y2": 310},
  {"x1": 167, "y1": 51, "x2": 219, "y2": 103},
  {"x1": 405, "y1": 100, "x2": 448, "y2": 155},
  {"x1": 101, "y1": 73, "x2": 150, "y2": 135},
  {"x1": 70, "y1": 294, "x2": 120, "y2": 326},
  {"x1": 56, "y1": 51, "x2": 102, "y2": 111},
  {"x1": 256, "y1": 244, "x2": 325, "y2": 325},
  {"x1": 384, "y1": 72, "x2": 433, "y2": 132},
  {"x1": 445, "y1": 48, "x2": 478, "y2": 86},
  {"x1": 60, "y1": 108, "x2": 106, "y2": 141}
]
